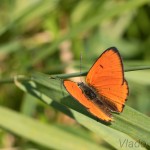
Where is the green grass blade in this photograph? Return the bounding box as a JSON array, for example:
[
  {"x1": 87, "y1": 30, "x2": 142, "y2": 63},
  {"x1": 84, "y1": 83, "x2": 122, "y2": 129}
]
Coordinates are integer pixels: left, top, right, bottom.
[
  {"x1": 49, "y1": 65, "x2": 150, "y2": 79},
  {"x1": 126, "y1": 70, "x2": 150, "y2": 85},
  {"x1": 14, "y1": 72, "x2": 150, "y2": 149},
  {"x1": 0, "y1": 106, "x2": 107, "y2": 150}
]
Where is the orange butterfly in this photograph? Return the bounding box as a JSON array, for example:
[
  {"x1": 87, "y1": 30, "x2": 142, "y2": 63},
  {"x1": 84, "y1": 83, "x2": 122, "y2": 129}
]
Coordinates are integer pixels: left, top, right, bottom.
[{"x1": 63, "y1": 47, "x2": 129, "y2": 122}]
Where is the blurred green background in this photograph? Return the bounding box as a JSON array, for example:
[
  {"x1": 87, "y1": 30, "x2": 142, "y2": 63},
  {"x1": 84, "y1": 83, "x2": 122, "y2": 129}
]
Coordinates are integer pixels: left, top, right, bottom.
[{"x1": 0, "y1": 0, "x2": 150, "y2": 149}]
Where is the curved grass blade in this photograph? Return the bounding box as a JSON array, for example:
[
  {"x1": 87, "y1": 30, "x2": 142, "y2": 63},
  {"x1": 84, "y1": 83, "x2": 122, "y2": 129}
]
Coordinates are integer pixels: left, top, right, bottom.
[{"x1": 14, "y1": 72, "x2": 150, "y2": 149}]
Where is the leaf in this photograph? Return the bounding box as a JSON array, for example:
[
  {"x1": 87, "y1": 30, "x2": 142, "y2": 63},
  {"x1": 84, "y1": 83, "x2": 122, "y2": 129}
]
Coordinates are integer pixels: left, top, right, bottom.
[
  {"x1": 14, "y1": 72, "x2": 149, "y2": 149},
  {"x1": 0, "y1": 106, "x2": 106, "y2": 150},
  {"x1": 0, "y1": 0, "x2": 59, "y2": 35},
  {"x1": 126, "y1": 70, "x2": 150, "y2": 85}
]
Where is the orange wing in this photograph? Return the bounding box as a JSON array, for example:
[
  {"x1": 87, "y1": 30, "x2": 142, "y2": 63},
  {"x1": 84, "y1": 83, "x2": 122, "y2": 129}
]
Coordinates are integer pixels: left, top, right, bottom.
[
  {"x1": 86, "y1": 47, "x2": 128, "y2": 112},
  {"x1": 63, "y1": 80, "x2": 112, "y2": 122}
]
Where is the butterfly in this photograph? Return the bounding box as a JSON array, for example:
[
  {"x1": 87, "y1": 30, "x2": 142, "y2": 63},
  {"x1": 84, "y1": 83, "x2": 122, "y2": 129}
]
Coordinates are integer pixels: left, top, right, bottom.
[{"x1": 63, "y1": 47, "x2": 129, "y2": 122}]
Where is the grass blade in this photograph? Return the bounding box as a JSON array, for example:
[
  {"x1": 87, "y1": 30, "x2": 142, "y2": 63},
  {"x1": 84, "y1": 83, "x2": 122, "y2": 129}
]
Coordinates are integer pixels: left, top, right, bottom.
[
  {"x1": 0, "y1": 106, "x2": 106, "y2": 150},
  {"x1": 14, "y1": 72, "x2": 150, "y2": 149}
]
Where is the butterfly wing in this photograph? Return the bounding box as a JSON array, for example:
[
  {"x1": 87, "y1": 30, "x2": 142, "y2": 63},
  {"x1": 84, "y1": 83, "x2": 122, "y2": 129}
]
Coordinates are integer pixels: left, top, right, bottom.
[
  {"x1": 63, "y1": 80, "x2": 112, "y2": 122},
  {"x1": 86, "y1": 47, "x2": 128, "y2": 112}
]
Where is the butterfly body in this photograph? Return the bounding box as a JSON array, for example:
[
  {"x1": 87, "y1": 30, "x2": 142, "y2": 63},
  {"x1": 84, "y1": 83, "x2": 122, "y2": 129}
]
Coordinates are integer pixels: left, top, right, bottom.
[
  {"x1": 78, "y1": 82, "x2": 112, "y2": 118},
  {"x1": 63, "y1": 47, "x2": 129, "y2": 122},
  {"x1": 78, "y1": 82, "x2": 97, "y2": 100}
]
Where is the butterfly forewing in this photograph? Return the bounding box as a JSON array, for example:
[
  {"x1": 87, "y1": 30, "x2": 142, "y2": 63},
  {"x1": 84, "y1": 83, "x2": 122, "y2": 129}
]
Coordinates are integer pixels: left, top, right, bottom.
[{"x1": 86, "y1": 47, "x2": 128, "y2": 112}]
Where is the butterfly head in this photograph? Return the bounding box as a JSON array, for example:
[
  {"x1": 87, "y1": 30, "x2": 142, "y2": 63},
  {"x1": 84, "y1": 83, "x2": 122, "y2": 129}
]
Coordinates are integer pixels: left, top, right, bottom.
[
  {"x1": 77, "y1": 82, "x2": 88, "y2": 92},
  {"x1": 77, "y1": 82, "x2": 84, "y2": 89}
]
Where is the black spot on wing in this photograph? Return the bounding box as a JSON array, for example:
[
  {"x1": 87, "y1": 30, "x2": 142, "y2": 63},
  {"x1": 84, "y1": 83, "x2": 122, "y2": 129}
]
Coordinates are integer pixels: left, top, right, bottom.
[{"x1": 100, "y1": 65, "x2": 103, "y2": 68}]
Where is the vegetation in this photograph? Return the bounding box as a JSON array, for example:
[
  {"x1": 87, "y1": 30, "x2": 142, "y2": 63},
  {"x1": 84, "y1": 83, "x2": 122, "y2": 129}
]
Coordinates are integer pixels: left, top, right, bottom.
[{"x1": 0, "y1": 0, "x2": 150, "y2": 149}]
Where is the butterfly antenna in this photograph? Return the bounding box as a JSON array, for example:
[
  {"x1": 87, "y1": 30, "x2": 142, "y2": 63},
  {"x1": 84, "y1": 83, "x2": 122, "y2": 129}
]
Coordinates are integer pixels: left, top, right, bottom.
[{"x1": 80, "y1": 51, "x2": 83, "y2": 82}]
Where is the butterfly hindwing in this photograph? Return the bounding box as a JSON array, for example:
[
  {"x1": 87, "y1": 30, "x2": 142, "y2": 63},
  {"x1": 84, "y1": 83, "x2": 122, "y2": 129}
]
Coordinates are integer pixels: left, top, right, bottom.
[{"x1": 63, "y1": 80, "x2": 112, "y2": 122}]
